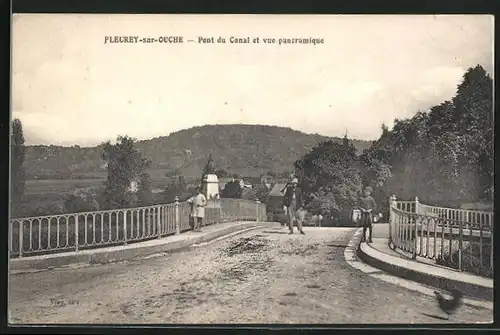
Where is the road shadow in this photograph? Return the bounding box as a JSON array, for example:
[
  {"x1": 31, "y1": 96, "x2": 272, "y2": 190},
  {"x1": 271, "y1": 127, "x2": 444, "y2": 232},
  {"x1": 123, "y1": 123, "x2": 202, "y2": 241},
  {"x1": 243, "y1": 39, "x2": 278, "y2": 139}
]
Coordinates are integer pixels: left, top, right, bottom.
[
  {"x1": 283, "y1": 292, "x2": 298, "y2": 296},
  {"x1": 420, "y1": 312, "x2": 449, "y2": 321},
  {"x1": 326, "y1": 244, "x2": 348, "y2": 248},
  {"x1": 262, "y1": 230, "x2": 290, "y2": 235},
  {"x1": 305, "y1": 283, "x2": 322, "y2": 289}
]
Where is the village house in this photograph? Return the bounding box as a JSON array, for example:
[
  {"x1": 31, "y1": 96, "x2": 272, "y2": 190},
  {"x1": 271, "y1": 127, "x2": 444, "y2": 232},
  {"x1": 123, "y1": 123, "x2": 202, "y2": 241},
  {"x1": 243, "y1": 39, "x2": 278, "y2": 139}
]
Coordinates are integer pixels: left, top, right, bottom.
[
  {"x1": 217, "y1": 177, "x2": 235, "y2": 192},
  {"x1": 266, "y1": 183, "x2": 287, "y2": 214},
  {"x1": 239, "y1": 179, "x2": 253, "y2": 189}
]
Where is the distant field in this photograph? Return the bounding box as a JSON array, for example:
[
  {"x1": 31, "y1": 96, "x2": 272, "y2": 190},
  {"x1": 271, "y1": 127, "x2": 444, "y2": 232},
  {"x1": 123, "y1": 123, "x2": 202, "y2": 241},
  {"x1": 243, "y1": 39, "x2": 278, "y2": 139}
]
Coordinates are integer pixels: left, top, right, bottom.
[
  {"x1": 24, "y1": 169, "x2": 199, "y2": 194},
  {"x1": 18, "y1": 169, "x2": 236, "y2": 218},
  {"x1": 460, "y1": 202, "x2": 493, "y2": 211},
  {"x1": 25, "y1": 179, "x2": 106, "y2": 195},
  {"x1": 25, "y1": 178, "x2": 169, "y2": 197},
  {"x1": 17, "y1": 174, "x2": 170, "y2": 218}
]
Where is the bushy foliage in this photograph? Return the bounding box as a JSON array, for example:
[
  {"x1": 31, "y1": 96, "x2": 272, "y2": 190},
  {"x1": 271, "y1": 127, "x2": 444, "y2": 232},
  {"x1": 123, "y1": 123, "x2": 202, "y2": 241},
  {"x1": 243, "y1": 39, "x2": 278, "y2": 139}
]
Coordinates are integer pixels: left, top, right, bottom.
[
  {"x1": 99, "y1": 136, "x2": 152, "y2": 209},
  {"x1": 136, "y1": 172, "x2": 154, "y2": 206},
  {"x1": 241, "y1": 184, "x2": 270, "y2": 202},
  {"x1": 163, "y1": 175, "x2": 189, "y2": 203},
  {"x1": 63, "y1": 187, "x2": 101, "y2": 213},
  {"x1": 41, "y1": 203, "x2": 65, "y2": 216},
  {"x1": 221, "y1": 180, "x2": 242, "y2": 199},
  {"x1": 307, "y1": 190, "x2": 339, "y2": 216},
  {"x1": 215, "y1": 169, "x2": 228, "y2": 178},
  {"x1": 11, "y1": 119, "x2": 26, "y2": 216},
  {"x1": 360, "y1": 65, "x2": 493, "y2": 207},
  {"x1": 295, "y1": 136, "x2": 363, "y2": 219}
]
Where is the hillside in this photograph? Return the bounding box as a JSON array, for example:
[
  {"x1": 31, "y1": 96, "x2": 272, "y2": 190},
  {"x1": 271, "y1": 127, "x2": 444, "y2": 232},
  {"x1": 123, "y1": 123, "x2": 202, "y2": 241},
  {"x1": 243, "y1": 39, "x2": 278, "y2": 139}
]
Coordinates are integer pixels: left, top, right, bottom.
[{"x1": 23, "y1": 124, "x2": 374, "y2": 179}]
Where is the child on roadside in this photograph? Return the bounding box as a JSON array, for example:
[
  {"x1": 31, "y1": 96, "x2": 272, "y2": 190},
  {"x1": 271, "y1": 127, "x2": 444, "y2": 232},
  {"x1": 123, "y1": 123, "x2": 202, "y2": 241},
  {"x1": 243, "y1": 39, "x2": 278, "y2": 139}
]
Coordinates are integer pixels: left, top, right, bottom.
[{"x1": 358, "y1": 186, "x2": 377, "y2": 243}]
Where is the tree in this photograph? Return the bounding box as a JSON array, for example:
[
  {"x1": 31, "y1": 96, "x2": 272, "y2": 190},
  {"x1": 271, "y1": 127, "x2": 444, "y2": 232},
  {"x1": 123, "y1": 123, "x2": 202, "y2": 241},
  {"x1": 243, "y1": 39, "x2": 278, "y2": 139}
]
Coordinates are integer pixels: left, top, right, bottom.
[
  {"x1": 221, "y1": 180, "x2": 242, "y2": 198},
  {"x1": 359, "y1": 124, "x2": 393, "y2": 190},
  {"x1": 163, "y1": 175, "x2": 189, "y2": 203},
  {"x1": 242, "y1": 183, "x2": 270, "y2": 202},
  {"x1": 359, "y1": 65, "x2": 493, "y2": 206},
  {"x1": 137, "y1": 172, "x2": 153, "y2": 206},
  {"x1": 277, "y1": 170, "x2": 292, "y2": 179},
  {"x1": 165, "y1": 165, "x2": 182, "y2": 179},
  {"x1": 100, "y1": 136, "x2": 152, "y2": 209},
  {"x1": 307, "y1": 189, "x2": 338, "y2": 216},
  {"x1": 177, "y1": 175, "x2": 187, "y2": 193},
  {"x1": 426, "y1": 101, "x2": 456, "y2": 139},
  {"x1": 452, "y1": 65, "x2": 493, "y2": 201},
  {"x1": 295, "y1": 137, "x2": 362, "y2": 220},
  {"x1": 215, "y1": 169, "x2": 228, "y2": 178},
  {"x1": 64, "y1": 187, "x2": 101, "y2": 213},
  {"x1": 11, "y1": 119, "x2": 26, "y2": 216}
]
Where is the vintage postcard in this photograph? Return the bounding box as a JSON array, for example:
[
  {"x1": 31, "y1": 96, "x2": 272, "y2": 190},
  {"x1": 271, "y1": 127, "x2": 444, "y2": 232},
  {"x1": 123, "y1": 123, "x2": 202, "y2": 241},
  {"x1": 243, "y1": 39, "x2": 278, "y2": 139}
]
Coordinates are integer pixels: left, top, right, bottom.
[{"x1": 9, "y1": 14, "x2": 493, "y2": 325}]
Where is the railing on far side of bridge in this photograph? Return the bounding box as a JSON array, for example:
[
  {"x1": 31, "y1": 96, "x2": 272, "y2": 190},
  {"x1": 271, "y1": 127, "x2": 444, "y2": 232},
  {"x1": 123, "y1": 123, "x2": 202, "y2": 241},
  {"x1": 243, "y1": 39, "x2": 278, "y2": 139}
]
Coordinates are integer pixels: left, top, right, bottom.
[
  {"x1": 388, "y1": 195, "x2": 493, "y2": 277},
  {"x1": 9, "y1": 198, "x2": 266, "y2": 259}
]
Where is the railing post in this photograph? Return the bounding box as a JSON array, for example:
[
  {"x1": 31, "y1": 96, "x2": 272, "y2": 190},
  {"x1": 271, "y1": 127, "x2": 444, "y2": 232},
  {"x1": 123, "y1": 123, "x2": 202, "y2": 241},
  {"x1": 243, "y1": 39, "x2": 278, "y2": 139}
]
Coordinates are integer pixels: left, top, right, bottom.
[
  {"x1": 123, "y1": 209, "x2": 128, "y2": 245},
  {"x1": 389, "y1": 195, "x2": 396, "y2": 247},
  {"x1": 8, "y1": 221, "x2": 12, "y2": 257},
  {"x1": 18, "y1": 220, "x2": 23, "y2": 258},
  {"x1": 216, "y1": 196, "x2": 221, "y2": 224},
  {"x1": 75, "y1": 215, "x2": 79, "y2": 251},
  {"x1": 157, "y1": 206, "x2": 161, "y2": 238},
  {"x1": 413, "y1": 197, "x2": 420, "y2": 259},
  {"x1": 389, "y1": 194, "x2": 396, "y2": 245},
  {"x1": 458, "y1": 219, "x2": 463, "y2": 271},
  {"x1": 255, "y1": 200, "x2": 261, "y2": 222},
  {"x1": 412, "y1": 213, "x2": 418, "y2": 259},
  {"x1": 174, "y1": 196, "x2": 180, "y2": 235},
  {"x1": 490, "y1": 215, "x2": 493, "y2": 273}
]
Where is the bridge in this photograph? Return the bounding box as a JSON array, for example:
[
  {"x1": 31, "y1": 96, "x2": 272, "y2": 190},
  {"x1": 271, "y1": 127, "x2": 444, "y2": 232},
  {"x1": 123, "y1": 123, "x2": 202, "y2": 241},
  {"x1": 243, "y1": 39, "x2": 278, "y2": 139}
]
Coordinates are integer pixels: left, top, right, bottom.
[
  {"x1": 8, "y1": 197, "x2": 493, "y2": 324},
  {"x1": 389, "y1": 196, "x2": 493, "y2": 277}
]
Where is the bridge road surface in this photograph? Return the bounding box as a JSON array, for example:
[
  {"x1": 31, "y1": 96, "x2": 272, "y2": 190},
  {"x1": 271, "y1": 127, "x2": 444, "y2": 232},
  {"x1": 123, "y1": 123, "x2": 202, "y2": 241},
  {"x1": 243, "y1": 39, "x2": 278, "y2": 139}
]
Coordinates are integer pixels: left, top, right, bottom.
[{"x1": 9, "y1": 225, "x2": 492, "y2": 324}]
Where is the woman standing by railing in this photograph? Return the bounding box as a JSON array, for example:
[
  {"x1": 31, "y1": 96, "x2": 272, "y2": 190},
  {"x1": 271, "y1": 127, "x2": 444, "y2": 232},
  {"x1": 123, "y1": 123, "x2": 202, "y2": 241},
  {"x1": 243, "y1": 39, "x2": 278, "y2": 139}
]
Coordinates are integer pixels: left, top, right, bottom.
[{"x1": 186, "y1": 186, "x2": 207, "y2": 232}]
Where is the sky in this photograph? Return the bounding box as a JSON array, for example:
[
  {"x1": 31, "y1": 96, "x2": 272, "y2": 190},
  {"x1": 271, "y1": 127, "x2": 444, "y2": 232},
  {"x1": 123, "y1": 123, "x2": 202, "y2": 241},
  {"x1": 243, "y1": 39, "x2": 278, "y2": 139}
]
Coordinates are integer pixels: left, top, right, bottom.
[{"x1": 12, "y1": 14, "x2": 494, "y2": 146}]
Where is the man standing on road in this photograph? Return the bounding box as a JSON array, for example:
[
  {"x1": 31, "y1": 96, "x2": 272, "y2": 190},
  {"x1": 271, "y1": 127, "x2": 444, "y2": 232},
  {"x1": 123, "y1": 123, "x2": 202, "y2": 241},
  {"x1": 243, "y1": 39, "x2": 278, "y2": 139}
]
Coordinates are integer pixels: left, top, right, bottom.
[
  {"x1": 358, "y1": 186, "x2": 377, "y2": 243},
  {"x1": 283, "y1": 178, "x2": 305, "y2": 235},
  {"x1": 187, "y1": 186, "x2": 207, "y2": 232}
]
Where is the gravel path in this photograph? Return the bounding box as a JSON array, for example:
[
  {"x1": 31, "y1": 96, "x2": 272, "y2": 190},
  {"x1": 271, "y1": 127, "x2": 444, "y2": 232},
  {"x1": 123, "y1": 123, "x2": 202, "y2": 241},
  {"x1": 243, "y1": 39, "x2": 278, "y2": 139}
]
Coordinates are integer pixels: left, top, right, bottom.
[{"x1": 9, "y1": 225, "x2": 492, "y2": 324}]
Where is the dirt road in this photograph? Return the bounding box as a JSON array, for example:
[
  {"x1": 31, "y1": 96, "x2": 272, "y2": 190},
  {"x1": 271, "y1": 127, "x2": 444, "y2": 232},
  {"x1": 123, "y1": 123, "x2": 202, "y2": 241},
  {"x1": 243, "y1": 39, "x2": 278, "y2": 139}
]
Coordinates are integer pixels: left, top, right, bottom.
[{"x1": 9, "y1": 225, "x2": 492, "y2": 324}]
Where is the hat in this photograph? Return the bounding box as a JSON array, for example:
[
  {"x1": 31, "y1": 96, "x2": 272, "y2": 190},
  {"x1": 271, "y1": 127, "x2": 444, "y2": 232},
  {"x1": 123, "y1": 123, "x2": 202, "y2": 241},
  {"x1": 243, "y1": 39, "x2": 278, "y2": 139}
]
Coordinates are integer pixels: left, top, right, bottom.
[
  {"x1": 364, "y1": 186, "x2": 373, "y2": 192},
  {"x1": 291, "y1": 178, "x2": 299, "y2": 184}
]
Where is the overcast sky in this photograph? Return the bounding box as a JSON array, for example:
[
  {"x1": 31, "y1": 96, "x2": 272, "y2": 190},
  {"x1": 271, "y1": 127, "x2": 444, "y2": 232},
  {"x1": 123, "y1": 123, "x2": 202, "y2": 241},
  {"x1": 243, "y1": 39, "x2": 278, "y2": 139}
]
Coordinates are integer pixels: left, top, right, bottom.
[{"x1": 12, "y1": 14, "x2": 493, "y2": 146}]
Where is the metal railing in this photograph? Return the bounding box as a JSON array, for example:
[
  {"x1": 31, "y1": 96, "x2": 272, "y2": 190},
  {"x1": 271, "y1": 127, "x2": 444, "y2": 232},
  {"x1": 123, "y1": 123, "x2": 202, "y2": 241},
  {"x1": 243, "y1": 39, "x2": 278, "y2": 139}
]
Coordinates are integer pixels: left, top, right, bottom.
[
  {"x1": 9, "y1": 198, "x2": 266, "y2": 258},
  {"x1": 389, "y1": 196, "x2": 493, "y2": 277}
]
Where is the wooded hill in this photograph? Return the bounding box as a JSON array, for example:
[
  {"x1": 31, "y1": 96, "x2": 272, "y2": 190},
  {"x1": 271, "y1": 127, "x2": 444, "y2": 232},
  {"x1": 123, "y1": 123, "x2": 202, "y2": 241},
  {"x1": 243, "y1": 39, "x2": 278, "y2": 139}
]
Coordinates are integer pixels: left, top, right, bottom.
[{"x1": 24, "y1": 124, "x2": 374, "y2": 179}]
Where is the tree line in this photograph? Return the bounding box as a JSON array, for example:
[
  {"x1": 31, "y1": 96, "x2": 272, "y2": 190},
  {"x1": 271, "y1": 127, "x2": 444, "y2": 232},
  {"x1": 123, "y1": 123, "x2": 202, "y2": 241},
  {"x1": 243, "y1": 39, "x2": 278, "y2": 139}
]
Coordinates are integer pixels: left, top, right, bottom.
[
  {"x1": 10, "y1": 65, "x2": 492, "y2": 218},
  {"x1": 10, "y1": 126, "x2": 274, "y2": 217},
  {"x1": 293, "y1": 65, "x2": 493, "y2": 220},
  {"x1": 361, "y1": 65, "x2": 492, "y2": 208},
  {"x1": 21, "y1": 124, "x2": 373, "y2": 181},
  {"x1": 10, "y1": 132, "x2": 163, "y2": 217}
]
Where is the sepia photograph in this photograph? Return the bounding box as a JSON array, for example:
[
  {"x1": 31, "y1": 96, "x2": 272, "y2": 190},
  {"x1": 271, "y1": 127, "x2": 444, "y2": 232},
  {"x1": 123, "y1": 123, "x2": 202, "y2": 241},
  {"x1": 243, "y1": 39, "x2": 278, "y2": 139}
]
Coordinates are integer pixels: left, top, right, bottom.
[{"x1": 9, "y1": 14, "x2": 493, "y2": 324}]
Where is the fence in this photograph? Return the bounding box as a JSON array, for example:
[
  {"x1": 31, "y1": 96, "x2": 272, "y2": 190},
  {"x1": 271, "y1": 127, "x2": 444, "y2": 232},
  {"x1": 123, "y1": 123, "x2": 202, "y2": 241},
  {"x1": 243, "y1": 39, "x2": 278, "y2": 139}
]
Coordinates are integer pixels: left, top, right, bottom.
[
  {"x1": 388, "y1": 196, "x2": 493, "y2": 277},
  {"x1": 9, "y1": 198, "x2": 266, "y2": 259}
]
